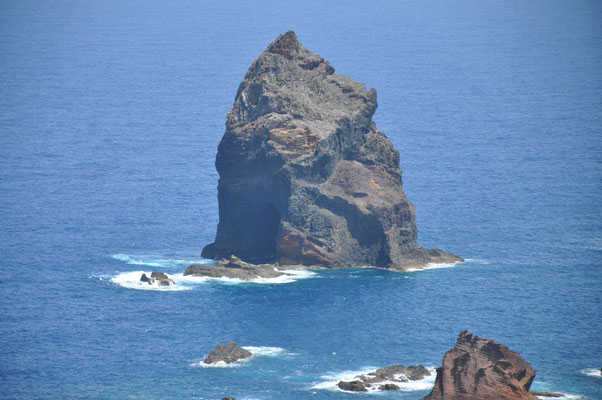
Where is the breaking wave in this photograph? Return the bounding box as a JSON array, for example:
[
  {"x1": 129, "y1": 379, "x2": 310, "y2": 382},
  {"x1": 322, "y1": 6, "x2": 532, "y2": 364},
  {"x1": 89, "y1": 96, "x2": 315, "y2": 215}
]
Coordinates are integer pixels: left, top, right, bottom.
[
  {"x1": 110, "y1": 254, "x2": 209, "y2": 268},
  {"x1": 109, "y1": 271, "x2": 191, "y2": 291},
  {"x1": 533, "y1": 393, "x2": 583, "y2": 400},
  {"x1": 580, "y1": 368, "x2": 601, "y2": 378},
  {"x1": 107, "y1": 268, "x2": 316, "y2": 290},
  {"x1": 405, "y1": 261, "x2": 462, "y2": 273}
]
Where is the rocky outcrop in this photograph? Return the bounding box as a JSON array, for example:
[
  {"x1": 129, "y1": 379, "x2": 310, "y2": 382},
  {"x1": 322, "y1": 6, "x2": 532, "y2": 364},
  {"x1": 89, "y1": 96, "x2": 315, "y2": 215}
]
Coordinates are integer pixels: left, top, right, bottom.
[
  {"x1": 203, "y1": 341, "x2": 252, "y2": 364},
  {"x1": 184, "y1": 255, "x2": 286, "y2": 280},
  {"x1": 337, "y1": 380, "x2": 367, "y2": 392},
  {"x1": 337, "y1": 364, "x2": 430, "y2": 392},
  {"x1": 140, "y1": 272, "x2": 174, "y2": 286},
  {"x1": 201, "y1": 30, "x2": 461, "y2": 270},
  {"x1": 380, "y1": 383, "x2": 401, "y2": 390},
  {"x1": 422, "y1": 331, "x2": 538, "y2": 400}
]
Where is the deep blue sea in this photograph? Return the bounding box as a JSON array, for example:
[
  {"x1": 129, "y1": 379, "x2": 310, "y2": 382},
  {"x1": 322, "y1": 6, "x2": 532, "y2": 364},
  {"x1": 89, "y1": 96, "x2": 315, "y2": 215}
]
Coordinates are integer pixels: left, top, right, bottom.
[{"x1": 1, "y1": 1, "x2": 601, "y2": 399}]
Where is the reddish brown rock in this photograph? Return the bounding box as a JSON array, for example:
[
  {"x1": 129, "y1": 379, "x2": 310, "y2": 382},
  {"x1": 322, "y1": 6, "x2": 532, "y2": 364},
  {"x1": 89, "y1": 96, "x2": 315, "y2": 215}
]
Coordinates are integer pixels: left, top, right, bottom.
[{"x1": 422, "y1": 331, "x2": 538, "y2": 400}]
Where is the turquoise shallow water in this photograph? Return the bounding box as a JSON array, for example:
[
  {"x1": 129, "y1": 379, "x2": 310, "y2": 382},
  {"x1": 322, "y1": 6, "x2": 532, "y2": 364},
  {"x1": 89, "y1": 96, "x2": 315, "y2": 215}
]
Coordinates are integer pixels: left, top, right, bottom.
[{"x1": 1, "y1": 1, "x2": 601, "y2": 399}]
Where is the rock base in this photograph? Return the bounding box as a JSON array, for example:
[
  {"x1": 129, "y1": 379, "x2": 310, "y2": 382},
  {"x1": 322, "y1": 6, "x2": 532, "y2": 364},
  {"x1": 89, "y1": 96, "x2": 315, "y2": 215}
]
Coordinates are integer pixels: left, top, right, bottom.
[{"x1": 185, "y1": 256, "x2": 285, "y2": 281}]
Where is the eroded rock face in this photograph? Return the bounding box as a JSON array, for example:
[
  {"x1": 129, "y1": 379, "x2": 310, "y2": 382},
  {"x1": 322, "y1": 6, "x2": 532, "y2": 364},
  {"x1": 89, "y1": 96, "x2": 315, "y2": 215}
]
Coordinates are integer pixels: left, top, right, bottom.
[
  {"x1": 202, "y1": 30, "x2": 461, "y2": 270},
  {"x1": 203, "y1": 341, "x2": 252, "y2": 364},
  {"x1": 184, "y1": 255, "x2": 285, "y2": 280},
  {"x1": 422, "y1": 331, "x2": 538, "y2": 400}
]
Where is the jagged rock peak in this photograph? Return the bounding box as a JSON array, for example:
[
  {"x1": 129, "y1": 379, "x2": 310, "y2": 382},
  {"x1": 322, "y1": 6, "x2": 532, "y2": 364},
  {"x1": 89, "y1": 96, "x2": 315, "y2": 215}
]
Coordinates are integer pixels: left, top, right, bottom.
[
  {"x1": 202, "y1": 31, "x2": 462, "y2": 269},
  {"x1": 267, "y1": 30, "x2": 335, "y2": 72},
  {"x1": 422, "y1": 331, "x2": 538, "y2": 400}
]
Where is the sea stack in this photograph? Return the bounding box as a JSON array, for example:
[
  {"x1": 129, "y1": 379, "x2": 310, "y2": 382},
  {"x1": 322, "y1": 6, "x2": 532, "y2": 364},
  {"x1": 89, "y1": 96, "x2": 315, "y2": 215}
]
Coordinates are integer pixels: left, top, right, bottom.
[
  {"x1": 202, "y1": 30, "x2": 461, "y2": 270},
  {"x1": 422, "y1": 331, "x2": 538, "y2": 400}
]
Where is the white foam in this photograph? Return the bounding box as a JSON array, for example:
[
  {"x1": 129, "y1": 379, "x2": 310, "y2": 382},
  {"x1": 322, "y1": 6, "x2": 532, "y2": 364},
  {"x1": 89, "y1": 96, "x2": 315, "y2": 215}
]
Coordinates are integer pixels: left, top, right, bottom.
[
  {"x1": 580, "y1": 368, "x2": 601, "y2": 378},
  {"x1": 110, "y1": 254, "x2": 208, "y2": 268},
  {"x1": 193, "y1": 358, "x2": 252, "y2": 368},
  {"x1": 242, "y1": 346, "x2": 295, "y2": 356},
  {"x1": 534, "y1": 394, "x2": 583, "y2": 400},
  {"x1": 109, "y1": 254, "x2": 317, "y2": 288},
  {"x1": 252, "y1": 269, "x2": 317, "y2": 284},
  {"x1": 110, "y1": 271, "x2": 191, "y2": 291},
  {"x1": 311, "y1": 366, "x2": 437, "y2": 393},
  {"x1": 463, "y1": 258, "x2": 490, "y2": 264},
  {"x1": 405, "y1": 261, "x2": 461, "y2": 272},
  {"x1": 173, "y1": 269, "x2": 316, "y2": 286}
]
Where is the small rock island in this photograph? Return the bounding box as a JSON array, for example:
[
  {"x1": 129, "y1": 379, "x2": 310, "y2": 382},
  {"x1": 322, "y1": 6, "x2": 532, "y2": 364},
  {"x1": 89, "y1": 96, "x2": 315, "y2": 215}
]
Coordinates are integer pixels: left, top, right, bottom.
[
  {"x1": 140, "y1": 272, "x2": 174, "y2": 286},
  {"x1": 201, "y1": 31, "x2": 461, "y2": 270},
  {"x1": 203, "y1": 342, "x2": 253, "y2": 365}
]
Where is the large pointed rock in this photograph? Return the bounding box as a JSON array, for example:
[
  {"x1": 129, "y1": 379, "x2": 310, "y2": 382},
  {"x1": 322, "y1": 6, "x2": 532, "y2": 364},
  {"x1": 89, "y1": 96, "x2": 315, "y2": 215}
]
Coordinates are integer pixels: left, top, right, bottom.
[
  {"x1": 202, "y1": 30, "x2": 461, "y2": 270},
  {"x1": 422, "y1": 331, "x2": 538, "y2": 400}
]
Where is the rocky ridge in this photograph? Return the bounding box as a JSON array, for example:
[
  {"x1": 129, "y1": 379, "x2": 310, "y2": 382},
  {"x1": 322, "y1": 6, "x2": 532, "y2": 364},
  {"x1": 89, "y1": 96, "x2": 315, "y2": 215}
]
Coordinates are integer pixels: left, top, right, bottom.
[{"x1": 201, "y1": 30, "x2": 461, "y2": 270}]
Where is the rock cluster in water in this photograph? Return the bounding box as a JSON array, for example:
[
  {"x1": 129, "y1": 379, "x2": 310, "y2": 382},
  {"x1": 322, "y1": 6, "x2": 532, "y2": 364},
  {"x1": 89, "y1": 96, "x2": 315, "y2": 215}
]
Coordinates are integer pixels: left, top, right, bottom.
[
  {"x1": 422, "y1": 331, "x2": 538, "y2": 400},
  {"x1": 201, "y1": 30, "x2": 461, "y2": 270},
  {"x1": 337, "y1": 364, "x2": 431, "y2": 392},
  {"x1": 140, "y1": 272, "x2": 174, "y2": 286},
  {"x1": 203, "y1": 341, "x2": 252, "y2": 365}
]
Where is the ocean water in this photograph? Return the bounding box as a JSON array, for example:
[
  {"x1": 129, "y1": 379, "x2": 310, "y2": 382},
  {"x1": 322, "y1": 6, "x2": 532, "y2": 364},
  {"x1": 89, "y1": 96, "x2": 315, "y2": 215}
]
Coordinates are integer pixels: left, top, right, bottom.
[{"x1": 1, "y1": 1, "x2": 601, "y2": 399}]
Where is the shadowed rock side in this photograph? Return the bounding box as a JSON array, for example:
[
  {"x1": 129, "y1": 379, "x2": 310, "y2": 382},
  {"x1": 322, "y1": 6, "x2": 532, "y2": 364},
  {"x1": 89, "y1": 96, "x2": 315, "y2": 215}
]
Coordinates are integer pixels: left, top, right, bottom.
[
  {"x1": 422, "y1": 331, "x2": 538, "y2": 400},
  {"x1": 202, "y1": 30, "x2": 462, "y2": 270}
]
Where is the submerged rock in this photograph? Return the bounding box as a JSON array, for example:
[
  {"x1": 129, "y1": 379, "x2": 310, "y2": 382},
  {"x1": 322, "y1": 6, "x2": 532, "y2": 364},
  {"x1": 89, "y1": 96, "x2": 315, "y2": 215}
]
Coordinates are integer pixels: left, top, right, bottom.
[
  {"x1": 422, "y1": 331, "x2": 537, "y2": 400},
  {"x1": 184, "y1": 255, "x2": 286, "y2": 281},
  {"x1": 337, "y1": 364, "x2": 430, "y2": 392},
  {"x1": 140, "y1": 272, "x2": 174, "y2": 286},
  {"x1": 203, "y1": 341, "x2": 253, "y2": 364},
  {"x1": 201, "y1": 30, "x2": 462, "y2": 270}
]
